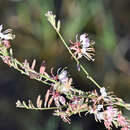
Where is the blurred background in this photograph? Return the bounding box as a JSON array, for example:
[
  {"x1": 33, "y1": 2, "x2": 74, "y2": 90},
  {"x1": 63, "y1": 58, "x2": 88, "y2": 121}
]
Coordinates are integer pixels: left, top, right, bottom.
[{"x1": 0, "y1": 0, "x2": 130, "y2": 130}]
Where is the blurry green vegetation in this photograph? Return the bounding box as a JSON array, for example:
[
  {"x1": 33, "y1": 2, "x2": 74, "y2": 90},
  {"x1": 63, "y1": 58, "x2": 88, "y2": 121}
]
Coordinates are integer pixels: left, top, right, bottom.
[{"x1": 0, "y1": 0, "x2": 130, "y2": 130}]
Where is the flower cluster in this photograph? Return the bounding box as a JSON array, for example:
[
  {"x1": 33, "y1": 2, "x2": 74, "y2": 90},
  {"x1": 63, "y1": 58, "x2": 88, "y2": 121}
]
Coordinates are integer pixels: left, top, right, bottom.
[
  {"x1": 0, "y1": 12, "x2": 130, "y2": 130},
  {"x1": 44, "y1": 69, "x2": 73, "y2": 108},
  {"x1": 45, "y1": 11, "x2": 61, "y2": 32},
  {"x1": 88, "y1": 88, "x2": 130, "y2": 130},
  {"x1": 53, "y1": 87, "x2": 130, "y2": 130},
  {"x1": 0, "y1": 25, "x2": 15, "y2": 66},
  {"x1": 0, "y1": 26, "x2": 54, "y2": 85},
  {"x1": 22, "y1": 59, "x2": 49, "y2": 80},
  {"x1": 70, "y1": 33, "x2": 95, "y2": 61}
]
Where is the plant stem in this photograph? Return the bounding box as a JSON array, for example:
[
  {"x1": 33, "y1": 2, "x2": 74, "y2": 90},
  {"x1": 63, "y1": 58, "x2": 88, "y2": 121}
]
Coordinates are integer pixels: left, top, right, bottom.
[
  {"x1": 56, "y1": 30, "x2": 101, "y2": 89},
  {"x1": 14, "y1": 59, "x2": 56, "y2": 83},
  {"x1": 0, "y1": 50, "x2": 56, "y2": 85},
  {"x1": 17, "y1": 106, "x2": 60, "y2": 110}
]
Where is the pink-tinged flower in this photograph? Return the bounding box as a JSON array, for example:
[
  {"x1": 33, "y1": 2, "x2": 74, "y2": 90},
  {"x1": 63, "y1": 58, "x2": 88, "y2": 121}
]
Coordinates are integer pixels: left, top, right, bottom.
[
  {"x1": 44, "y1": 88, "x2": 66, "y2": 107},
  {"x1": 57, "y1": 77, "x2": 73, "y2": 93},
  {"x1": 53, "y1": 110, "x2": 71, "y2": 124},
  {"x1": 68, "y1": 96, "x2": 84, "y2": 113},
  {"x1": 39, "y1": 60, "x2": 46, "y2": 74},
  {"x1": 50, "y1": 68, "x2": 73, "y2": 93},
  {"x1": 70, "y1": 33, "x2": 95, "y2": 61},
  {"x1": 0, "y1": 25, "x2": 15, "y2": 40},
  {"x1": 80, "y1": 33, "x2": 90, "y2": 48},
  {"x1": 121, "y1": 127, "x2": 128, "y2": 130},
  {"x1": 2, "y1": 40, "x2": 11, "y2": 49},
  {"x1": 63, "y1": 78, "x2": 72, "y2": 92},
  {"x1": 58, "y1": 69, "x2": 68, "y2": 84},
  {"x1": 59, "y1": 96, "x2": 66, "y2": 105},
  {"x1": 69, "y1": 40, "x2": 82, "y2": 59},
  {"x1": 118, "y1": 113, "x2": 128, "y2": 128},
  {"x1": 103, "y1": 106, "x2": 118, "y2": 129},
  {"x1": 81, "y1": 47, "x2": 95, "y2": 61},
  {"x1": 1, "y1": 56, "x2": 11, "y2": 66}
]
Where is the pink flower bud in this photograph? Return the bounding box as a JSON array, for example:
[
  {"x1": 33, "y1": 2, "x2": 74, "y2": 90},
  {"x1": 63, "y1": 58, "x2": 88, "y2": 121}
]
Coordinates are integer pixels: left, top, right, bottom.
[
  {"x1": 39, "y1": 60, "x2": 46, "y2": 74},
  {"x1": 2, "y1": 40, "x2": 11, "y2": 49}
]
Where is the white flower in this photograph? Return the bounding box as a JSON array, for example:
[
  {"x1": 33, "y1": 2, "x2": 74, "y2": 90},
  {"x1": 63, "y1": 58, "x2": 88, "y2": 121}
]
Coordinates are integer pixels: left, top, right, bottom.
[
  {"x1": 97, "y1": 104, "x2": 103, "y2": 111},
  {"x1": 96, "y1": 112, "x2": 104, "y2": 121},
  {"x1": 58, "y1": 70, "x2": 68, "y2": 83},
  {"x1": 78, "y1": 54, "x2": 82, "y2": 59},
  {"x1": 81, "y1": 47, "x2": 94, "y2": 61},
  {"x1": 81, "y1": 47, "x2": 86, "y2": 54},
  {"x1": 80, "y1": 33, "x2": 86, "y2": 42},
  {"x1": 0, "y1": 25, "x2": 15, "y2": 40},
  {"x1": 0, "y1": 25, "x2": 3, "y2": 32},
  {"x1": 70, "y1": 33, "x2": 95, "y2": 61},
  {"x1": 90, "y1": 108, "x2": 94, "y2": 114},
  {"x1": 100, "y1": 87, "x2": 107, "y2": 97},
  {"x1": 80, "y1": 33, "x2": 90, "y2": 48}
]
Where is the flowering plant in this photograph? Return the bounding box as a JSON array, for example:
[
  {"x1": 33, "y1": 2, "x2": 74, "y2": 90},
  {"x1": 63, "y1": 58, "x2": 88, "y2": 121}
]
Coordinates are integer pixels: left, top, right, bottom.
[{"x1": 0, "y1": 11, "x2": 130, "y2": 130}]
